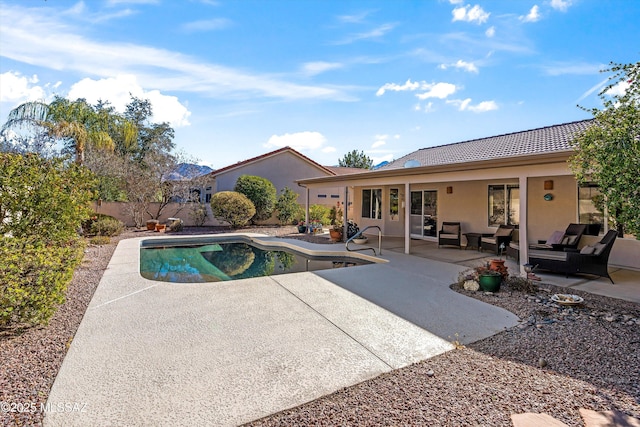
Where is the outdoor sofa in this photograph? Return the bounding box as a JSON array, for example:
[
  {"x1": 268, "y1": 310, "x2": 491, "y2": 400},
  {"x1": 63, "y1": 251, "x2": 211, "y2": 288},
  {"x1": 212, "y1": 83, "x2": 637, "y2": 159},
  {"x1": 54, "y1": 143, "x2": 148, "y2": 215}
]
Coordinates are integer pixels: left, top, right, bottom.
[{"x1": 528, "y1": 230, "x2": 618, "y2": 283}]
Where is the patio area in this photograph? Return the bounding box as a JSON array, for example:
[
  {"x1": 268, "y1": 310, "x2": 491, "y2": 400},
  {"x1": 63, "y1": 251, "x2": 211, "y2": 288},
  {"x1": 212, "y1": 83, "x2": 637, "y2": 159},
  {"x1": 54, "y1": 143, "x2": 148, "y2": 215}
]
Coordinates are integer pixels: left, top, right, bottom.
[{"x1": 371, "y1": 236, "x2": 640, "y2": 303}]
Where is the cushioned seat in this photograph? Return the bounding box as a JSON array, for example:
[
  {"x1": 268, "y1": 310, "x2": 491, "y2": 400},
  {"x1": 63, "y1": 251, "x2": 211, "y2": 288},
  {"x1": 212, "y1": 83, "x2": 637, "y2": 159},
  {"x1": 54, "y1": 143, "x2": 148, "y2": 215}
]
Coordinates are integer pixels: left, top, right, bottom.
[
  {"x1": 438, "y1": 222, "x2": 462, "y2": 248},
  {"x1": 529, "y1": 224, "x2": 587, "y2": 251},
  {"x1": 480, "y1": 225, "x2": 515, "y2": 254},
  {"x1": 529, "y1": 230, "x2": 618, "y2": 283}
]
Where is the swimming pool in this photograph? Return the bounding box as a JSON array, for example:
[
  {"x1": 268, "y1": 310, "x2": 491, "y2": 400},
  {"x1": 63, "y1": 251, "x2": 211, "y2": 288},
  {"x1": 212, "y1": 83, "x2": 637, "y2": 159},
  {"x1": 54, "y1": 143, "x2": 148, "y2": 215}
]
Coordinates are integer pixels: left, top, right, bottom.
[{"x1": 140, "y1": 236, "x2": 375, "y2": 283}]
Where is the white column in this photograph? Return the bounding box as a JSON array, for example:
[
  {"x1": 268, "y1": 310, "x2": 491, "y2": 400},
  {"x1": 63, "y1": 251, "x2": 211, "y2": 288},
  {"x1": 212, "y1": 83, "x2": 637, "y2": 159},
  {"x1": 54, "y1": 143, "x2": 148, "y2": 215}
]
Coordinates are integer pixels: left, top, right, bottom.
[
  {"x1": 305, "y1": 186, "x2": 310, "y2": 227},
  {"x1": 343, "y1": 186, "x2": 349, "y2": 237},
  {"x1": 519, "y1": 175, "x2": 529, "y2": 276},
  {"x1": 405, "y1": 182, "x2": 411, "y2": 254}
]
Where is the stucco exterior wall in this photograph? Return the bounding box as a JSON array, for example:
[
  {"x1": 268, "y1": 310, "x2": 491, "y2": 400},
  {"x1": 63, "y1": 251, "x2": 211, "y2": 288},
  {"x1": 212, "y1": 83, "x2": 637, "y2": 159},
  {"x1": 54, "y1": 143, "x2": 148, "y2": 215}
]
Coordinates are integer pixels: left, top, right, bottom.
[{"x1": 213, "y1": 150, "x2": 341, "y2": 206}]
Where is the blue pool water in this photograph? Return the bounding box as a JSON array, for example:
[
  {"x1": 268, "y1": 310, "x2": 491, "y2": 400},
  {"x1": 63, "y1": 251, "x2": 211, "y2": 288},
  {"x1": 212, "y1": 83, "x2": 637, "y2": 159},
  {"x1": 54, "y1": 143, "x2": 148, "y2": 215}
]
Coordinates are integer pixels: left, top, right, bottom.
[{"x1": 140, "y1": 238, "x2": 372, "y2": 283}]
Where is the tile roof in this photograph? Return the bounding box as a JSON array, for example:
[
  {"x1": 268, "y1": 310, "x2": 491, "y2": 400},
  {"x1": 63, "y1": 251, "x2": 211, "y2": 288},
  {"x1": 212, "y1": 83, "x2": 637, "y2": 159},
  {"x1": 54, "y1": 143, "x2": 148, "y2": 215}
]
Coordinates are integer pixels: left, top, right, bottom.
[
  {"x1": 381, "y1": 119, "x2": 593, "y2": 170},
  {"x1": 324, "y1": 166, "x2": 369, "y2": 175}
]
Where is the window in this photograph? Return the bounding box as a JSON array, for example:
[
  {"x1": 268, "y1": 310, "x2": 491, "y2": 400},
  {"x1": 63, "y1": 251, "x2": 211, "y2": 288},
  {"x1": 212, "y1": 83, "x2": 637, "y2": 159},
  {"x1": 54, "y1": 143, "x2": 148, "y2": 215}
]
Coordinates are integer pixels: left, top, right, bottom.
[
  {"x1": 488, "y1": 184, "x2": 519, "y2": 226},
  {"x1": 578, "y1": 183, "x2": 604, "y2": 233},
  {"x1": 389, "y1": 188, "x2": 399, "y2": 220},
  {"x1": 330, "y1": 194, "x2": 340, "y2": 199},
  {"x1": 362, "y1": 189, "x2": 382, "y2": 219},
  {"x1": 317, "y1": 194, "x2": 327, "y2": 198}
]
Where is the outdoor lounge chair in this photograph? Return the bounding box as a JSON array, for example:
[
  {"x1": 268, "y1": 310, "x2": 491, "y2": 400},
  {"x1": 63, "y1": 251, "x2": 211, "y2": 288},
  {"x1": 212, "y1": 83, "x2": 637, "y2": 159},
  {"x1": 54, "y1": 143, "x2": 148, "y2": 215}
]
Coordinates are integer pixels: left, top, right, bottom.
[
  {"x1": 438, "y1": 222, "x2": 462, "y2": 248},
  {"x1": 528, "y1": 230, "x2": 618, "y2": 283},
  {"x1": 480, "y1": 225, "x2": 515, "y2": 255},
  {"x1": 529, "y1": 223, "x2": 587, "y2": 251}
]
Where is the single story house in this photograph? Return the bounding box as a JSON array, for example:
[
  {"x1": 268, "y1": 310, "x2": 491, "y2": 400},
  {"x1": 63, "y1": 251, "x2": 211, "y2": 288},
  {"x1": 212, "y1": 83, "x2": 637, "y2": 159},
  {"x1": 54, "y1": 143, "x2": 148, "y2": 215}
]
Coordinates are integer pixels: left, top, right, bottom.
[
  {"x1": 296, "y1": 120, "x2": 639, "y2": 272},
  {"x1": 204, "y1": 146, "x2": 364, "y2": 217}
]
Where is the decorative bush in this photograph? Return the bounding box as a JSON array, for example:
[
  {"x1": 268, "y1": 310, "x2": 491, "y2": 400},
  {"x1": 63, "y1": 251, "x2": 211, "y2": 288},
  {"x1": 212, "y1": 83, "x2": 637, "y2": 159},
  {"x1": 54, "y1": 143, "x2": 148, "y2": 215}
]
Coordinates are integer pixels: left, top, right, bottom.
[
  {"x1": 87, "y1": 214, "x2": 124, "y2": 237},
  {"x1": 0, "y1": 238, "x2": 85, "y2": 328},
  {"x1": 275, "y1": 187, "x2": 302, "y2": 225},
  {"x1": 309, "y1": 204, "x2": 331, "y2": 225},
  {"x1": 210, "y1": 191, "x2": 256, "y2": 228},
  {"x1": 0, "y1": 153, "x2": 96, "y2": 244},
  {"x1": 234, "y1": 175, "x2": 276, "y2": 222}
]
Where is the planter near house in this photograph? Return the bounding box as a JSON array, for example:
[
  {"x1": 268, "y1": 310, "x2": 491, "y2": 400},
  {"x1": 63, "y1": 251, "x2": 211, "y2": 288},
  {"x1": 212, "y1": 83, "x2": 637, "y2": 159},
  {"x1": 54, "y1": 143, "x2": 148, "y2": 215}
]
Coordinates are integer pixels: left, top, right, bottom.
[
  {"x1": 297, "y1": 225, "x2": 307, "y2": 233},
  {"x1": 329, "y1": 227, "x2": 343, "y2": 242},
  {"x1": 146, "y1": 219, "x2": 159, "y2": 230},
  {"x1": 353, "y1": 236, "x2": 368, "y2": 245},
  {"x1": 489, "y1": 259, "x2": 509, "y2": 280},
  {"x1": 478, "y1": 270, "x2": 502, "y2": 292},
  {"x1": 155, "y1": 223, "x2": 166, "y2": 233}
]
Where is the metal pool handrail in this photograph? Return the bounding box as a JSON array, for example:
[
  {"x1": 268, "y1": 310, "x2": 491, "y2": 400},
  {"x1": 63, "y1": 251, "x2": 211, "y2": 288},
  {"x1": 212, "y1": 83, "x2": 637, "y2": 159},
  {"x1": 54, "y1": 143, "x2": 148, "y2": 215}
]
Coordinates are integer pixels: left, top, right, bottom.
[{"x1": 346, "y1": 225, "x2": 382, "y2": 256}]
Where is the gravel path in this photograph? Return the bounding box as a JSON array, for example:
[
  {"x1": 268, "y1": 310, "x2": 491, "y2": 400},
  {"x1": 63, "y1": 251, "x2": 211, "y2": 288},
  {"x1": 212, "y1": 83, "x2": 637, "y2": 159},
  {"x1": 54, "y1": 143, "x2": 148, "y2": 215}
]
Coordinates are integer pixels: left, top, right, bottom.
[{"x1": 2, "y1": 226, "x2": 638, "y2": 426}]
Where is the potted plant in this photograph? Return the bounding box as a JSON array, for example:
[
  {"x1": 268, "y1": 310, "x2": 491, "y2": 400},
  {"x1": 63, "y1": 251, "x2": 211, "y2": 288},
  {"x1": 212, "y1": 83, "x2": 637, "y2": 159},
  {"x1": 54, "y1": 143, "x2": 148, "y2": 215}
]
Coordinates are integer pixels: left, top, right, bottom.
[
  {"x1": 329, "y1": 206, "x2": 344, "y2": 242},
  {"x1": 297, "y1": 220, "x2": 307, "y2": 234},
  {"x1": 478, "y1": 269, "x2": 502, "y2": 292},
  {"x1": 353, "y1": 235, "x2": 368, "y2": 244},
  {"x1": 489, "y1": 243, "x2": 508, "y2": 279},
  {"x1": 146, "y1": 219, "x2": 159, "y2": 230}
]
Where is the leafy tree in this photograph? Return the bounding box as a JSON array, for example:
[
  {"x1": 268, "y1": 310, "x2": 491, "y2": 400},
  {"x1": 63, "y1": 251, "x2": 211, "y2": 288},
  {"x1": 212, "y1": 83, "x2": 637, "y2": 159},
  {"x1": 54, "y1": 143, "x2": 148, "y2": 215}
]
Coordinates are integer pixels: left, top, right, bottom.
[
  {"x1": 1, "y1": 97, "x2": 137, "y2": 164},
  {"x1": 275, "y1": 187, "x2": 302, "y2": 225},
  {"x1": 570, "y1": 61, "x2": 640, "y2": 237},
  {"x1": 210, "y1": 191, "x2": 256, "y2": 228},
  {"x1": 234, "y1": 175, "x2": 277, "y2": 222},
  {"x1": 338, "y1": 149, "x2": 373, "y2": 169}
]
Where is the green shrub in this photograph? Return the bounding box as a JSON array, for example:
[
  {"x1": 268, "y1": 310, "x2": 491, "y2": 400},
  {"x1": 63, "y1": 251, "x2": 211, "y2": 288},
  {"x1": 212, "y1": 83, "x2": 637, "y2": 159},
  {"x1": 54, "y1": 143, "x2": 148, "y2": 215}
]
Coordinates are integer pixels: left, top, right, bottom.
[
  {"x1": 275, "y1": 187, "x2": 302, "y2": 225},
  {"x1": 234, "y1": 175, "x2": 276, "y2": 222},
  {"x1": 0, "y1": 153, "x2": 96, "y2": 244},
  {"x1": 88, "y1": 214, "x2": 124, "y2": 237},
  {"x1": 0, "y1": 238, "x2": 85, "y2": 328},
  {"x1": 210, "y1": 191, "x2": 256, "y2": 228},
  {"x1": 309, "y1": 204, "x2": 331, "y2": 225},
  {"x1": 89, "y1": 236, "x2": 111, "y2": 245}
]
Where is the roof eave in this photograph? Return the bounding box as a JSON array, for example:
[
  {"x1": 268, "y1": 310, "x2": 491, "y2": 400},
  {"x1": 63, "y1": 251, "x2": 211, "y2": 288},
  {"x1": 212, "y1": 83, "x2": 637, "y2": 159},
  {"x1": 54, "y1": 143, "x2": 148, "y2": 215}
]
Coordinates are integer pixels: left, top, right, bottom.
[{"x1": 297, "y1": 150, "x2": 574, "y2": 185}]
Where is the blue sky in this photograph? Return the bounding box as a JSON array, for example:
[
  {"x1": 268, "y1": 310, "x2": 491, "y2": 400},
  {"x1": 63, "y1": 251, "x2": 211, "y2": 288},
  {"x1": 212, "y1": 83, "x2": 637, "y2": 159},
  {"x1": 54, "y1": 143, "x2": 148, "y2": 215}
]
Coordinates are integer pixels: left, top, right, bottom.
[{"x1": 0, "y1": 0, "x2": 638, "y2": 169}]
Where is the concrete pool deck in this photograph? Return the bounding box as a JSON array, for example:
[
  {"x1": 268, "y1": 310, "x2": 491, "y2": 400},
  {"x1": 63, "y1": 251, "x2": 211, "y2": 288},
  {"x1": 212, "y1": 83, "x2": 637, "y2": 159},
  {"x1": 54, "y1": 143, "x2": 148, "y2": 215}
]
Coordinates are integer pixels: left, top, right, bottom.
[{"x1": 45, "y1": 234, "x2": 519, "y2": 426}]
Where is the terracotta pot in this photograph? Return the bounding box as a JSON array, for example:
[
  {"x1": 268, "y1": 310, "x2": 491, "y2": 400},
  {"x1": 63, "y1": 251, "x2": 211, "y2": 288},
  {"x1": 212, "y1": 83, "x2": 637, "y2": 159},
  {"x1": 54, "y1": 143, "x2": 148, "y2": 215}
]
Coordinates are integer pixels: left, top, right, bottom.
[
  {"x1": 155, "y1": 224, "x2": 166, "y2": 233},
  {"x1": 146, "y1": 220, "x2": 159, "y2": 230},
  {"x1": 329, "y1": 229, "x2": 343, "y2": 242}
]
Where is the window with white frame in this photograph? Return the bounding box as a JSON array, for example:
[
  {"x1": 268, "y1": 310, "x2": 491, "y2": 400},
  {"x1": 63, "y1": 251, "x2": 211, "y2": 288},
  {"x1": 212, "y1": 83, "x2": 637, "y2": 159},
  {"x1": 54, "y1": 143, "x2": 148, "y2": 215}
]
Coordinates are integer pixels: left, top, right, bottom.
[{"x1": 362, "y1": 189, "x2": 382, "y2": 219}]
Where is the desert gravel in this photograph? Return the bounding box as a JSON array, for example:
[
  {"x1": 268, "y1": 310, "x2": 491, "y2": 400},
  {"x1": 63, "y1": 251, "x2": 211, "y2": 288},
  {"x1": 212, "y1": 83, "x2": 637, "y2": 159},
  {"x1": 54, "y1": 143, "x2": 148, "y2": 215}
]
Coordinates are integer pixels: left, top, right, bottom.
[{"x1": 1, "y1": 226, "x2": 638, "y2": 427}]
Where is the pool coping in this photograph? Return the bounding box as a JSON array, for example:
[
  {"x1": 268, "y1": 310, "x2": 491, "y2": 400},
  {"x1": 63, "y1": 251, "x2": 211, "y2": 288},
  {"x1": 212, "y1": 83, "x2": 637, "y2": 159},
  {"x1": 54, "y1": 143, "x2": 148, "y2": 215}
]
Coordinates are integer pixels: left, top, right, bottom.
[{"x1": 44, "y1": 233, "x2": 519, "y2": 427}]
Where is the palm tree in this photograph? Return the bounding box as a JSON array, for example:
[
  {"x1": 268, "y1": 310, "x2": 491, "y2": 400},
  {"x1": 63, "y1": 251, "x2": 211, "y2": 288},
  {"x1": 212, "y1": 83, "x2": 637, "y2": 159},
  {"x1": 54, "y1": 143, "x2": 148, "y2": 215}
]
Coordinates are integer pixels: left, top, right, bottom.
[{"x1": 2, "y1": 97, "x2": 136, "y2": 164}]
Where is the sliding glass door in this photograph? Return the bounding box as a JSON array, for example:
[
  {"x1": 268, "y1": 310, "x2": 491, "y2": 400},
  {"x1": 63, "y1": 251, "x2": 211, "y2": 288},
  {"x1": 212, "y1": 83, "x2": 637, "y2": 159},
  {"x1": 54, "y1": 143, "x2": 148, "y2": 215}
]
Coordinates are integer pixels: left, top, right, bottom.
[{"x1": 410, "y1": 190, "x2": 438, "y2": 238}]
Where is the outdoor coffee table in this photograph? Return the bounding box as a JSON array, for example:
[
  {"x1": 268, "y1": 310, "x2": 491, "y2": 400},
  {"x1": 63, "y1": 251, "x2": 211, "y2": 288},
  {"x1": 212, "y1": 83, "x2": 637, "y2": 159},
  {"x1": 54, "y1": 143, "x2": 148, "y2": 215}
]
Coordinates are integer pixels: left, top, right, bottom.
[{"x1": 464, "y1": 232, "x2": 482, "y2": 251}]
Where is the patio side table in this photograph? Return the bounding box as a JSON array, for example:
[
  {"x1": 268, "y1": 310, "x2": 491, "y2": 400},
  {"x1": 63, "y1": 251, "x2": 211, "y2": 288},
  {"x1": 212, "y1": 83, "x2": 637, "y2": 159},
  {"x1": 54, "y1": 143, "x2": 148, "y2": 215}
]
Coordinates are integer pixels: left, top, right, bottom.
[{"x1": 464, "y1": 232, "x2": 482, "y2": 251}]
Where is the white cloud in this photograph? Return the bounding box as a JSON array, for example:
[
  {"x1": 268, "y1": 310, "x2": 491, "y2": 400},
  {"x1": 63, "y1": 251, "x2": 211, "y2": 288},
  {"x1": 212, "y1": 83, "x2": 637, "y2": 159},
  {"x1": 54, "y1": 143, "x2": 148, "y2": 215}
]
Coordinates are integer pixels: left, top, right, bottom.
[
  {"x1": 485, "y1": 26, "x2": 495, "y2": 37},
  {"x1": 520, "y1": 5, "x2": 541, "y2": 22},
  {"x1": 321, "y1": 146, "x2": 337, "y2": 153},
  {"x1": 182, "y1": 18, "x2": 232, "y2": 32},
  {"x1": 448, "y1": 0, "x2": 464, "y2": 4},
  {"x1": 68, "y1": 74, "x2": 191, "y2": 127},
  {"x1": 416, "y1": 82, "x2": 457, "y2": 100},
  {"x1": 606, "y1": 80, "x2": 631, "y2": 97},
  {"x1": 439, "y1": 60, "x2": 479, "y2": 73},
  {"x1": 0, "y1": 72, "x2": 48, "y2": 104},
  {"x1": 0, "y1": 3, "x2": 352, "y2": 102},
  {"x1": 301, "y1": 61, "x2": 344, "y2": 76},
  {"x1": 265, "y1": 131, "x2": 328, "y2": 152},
  {"x1": 377, "y1": 80, "x2": 457, "y2": 99},
  {"x1": 452, "y1": 5, "x2": 490, "y2": 24},
  {"x1": 376, "y1": 79, "x2": 422, "y2": 96},
  {"x1": 447, "y1": 98, "x2": 498, "y2": 112},
  {"x1": 550, "y1": 0, "x2": 572, "y2": 12}
]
